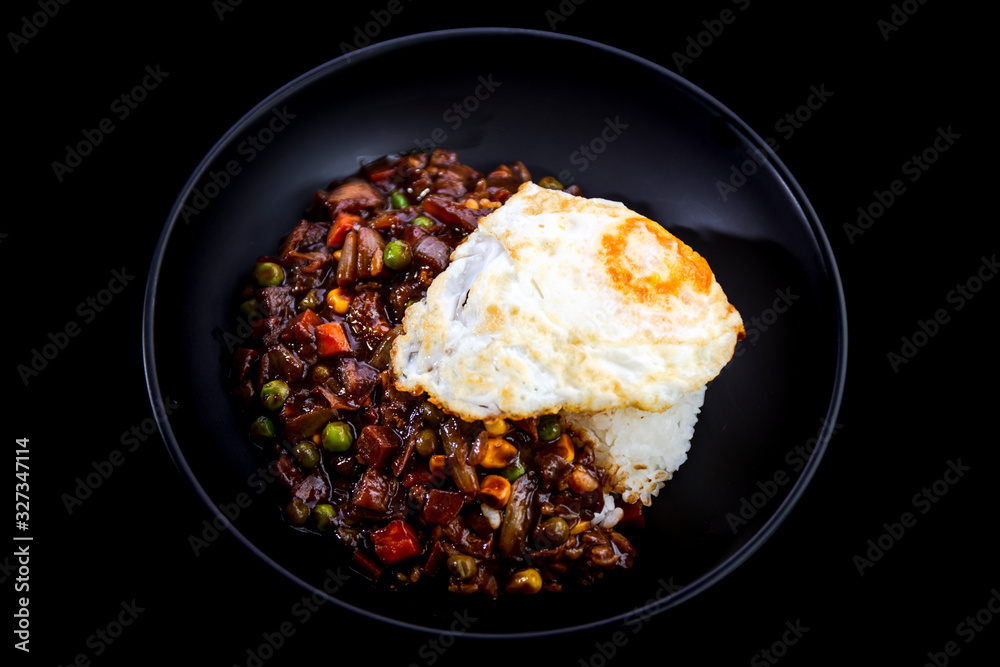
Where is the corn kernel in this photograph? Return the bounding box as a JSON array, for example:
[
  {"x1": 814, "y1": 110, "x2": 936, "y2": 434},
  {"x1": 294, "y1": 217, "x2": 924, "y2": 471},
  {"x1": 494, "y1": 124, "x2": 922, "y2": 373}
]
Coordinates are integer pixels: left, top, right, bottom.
[
  {"x1": 551, "y1": 433, "x2": 575, "y2": 462},
  {"x1": 465, "y1": 198, "x2": 479, "y2": 209},
  {"x1": 326, "y1": 287, "x2": 351, "y2": 314},
  {"x1": 570, "y1": 520, "x2": 591, "y2": 535},
  {"x1": 429, "y1": 454, "x2": 447, "y2": 475},
  {"x1": 505, "y1": 568, "x2": 542, "y2": 594},
  {"x1": 480, "y1": 438, "x2": 518, "y2": 468},
  {"x1": 483, "y1": 418, "x2": 509, "y2": 436},
  {"x1": 478, "y1": 475, "x2": 512, "y2": 507}
]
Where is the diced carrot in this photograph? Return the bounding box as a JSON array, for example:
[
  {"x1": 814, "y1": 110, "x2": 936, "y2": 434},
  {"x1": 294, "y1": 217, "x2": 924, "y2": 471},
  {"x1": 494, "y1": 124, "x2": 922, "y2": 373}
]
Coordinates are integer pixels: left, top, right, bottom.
[
  {"x1": 371, "y1": 519, "x2": 423, "y2": 565},
  {"x1": 300, "y1": 308, "x2": 323, "y2": 327},
  {"x1": 315, "y1": 321, "x2": 350, "y2": 356},
  {"x1": 326, "y1": 212, "x2": 362, "y2": 248}
]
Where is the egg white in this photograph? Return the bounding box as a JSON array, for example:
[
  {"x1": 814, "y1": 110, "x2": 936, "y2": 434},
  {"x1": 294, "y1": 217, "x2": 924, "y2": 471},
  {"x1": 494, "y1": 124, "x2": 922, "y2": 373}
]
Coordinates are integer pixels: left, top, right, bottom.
[{"x1": 391, "y1": 182, "x2": 743, "y2": 422}]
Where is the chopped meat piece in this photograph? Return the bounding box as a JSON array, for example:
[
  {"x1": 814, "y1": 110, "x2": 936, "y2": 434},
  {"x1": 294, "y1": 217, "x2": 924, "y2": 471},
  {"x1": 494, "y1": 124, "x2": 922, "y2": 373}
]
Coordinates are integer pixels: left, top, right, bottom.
[
  {"x1": 322, "y1": 180, "x2": 386, "y2": 214},
  {"x1": 355, "y1": 425, "x2": 400, "y2": 470},
  {"x1": 258, "y1": 343, "x2": 305, "y2": 384},
  {"x1": 256, "y1": 286, "x2": 296, "y2": 319},
  {"x1": 411, "y1": 234, "x2": 451, "y2": 273},
  {"x1": 346, "y1": 290, "x2": 393, "y2": 347},
  {"x1": 420, "y1": 194, "x2": 486, "y2": 232},
  {"x1": 280, "y1": 309, "x2": 323, "y2": 344},
  {"x1": 292, "y1": 474, "x2": 330, "y2": 507},
  {"x1": 352, "y1": 467, "x2": 395, "y2": 513},
  {"x1": 279, "y1": 220, "x2": 327, "y2": 258},
  {"x1": 335, "y1": 358, "x2": 379, "y2": 403},
  {"x1": 273, "y1": 454, "x2": 303, "y2": 490},
  {"x1": 422, "y1": 489, "x2": 465, "y2": 524}
]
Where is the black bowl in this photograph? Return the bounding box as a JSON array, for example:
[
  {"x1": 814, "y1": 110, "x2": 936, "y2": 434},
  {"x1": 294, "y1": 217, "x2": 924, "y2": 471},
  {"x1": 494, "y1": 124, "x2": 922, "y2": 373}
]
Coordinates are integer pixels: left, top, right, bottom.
[{"x1": 143, "y1": 28, "x2": 846, "y2": 636}]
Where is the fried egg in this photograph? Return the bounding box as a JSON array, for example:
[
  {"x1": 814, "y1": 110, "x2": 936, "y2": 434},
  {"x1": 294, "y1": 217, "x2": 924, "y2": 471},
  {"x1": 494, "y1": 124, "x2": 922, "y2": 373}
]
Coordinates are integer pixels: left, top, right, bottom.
[{"x1": 391, "y1": 181, "x2": 744, "y2": 422}]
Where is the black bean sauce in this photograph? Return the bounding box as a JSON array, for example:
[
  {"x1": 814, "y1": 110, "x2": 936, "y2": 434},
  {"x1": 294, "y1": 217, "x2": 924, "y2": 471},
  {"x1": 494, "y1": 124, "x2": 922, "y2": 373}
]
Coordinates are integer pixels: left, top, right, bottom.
[{"x1": 230, "y1": 149, "x2": 640, "y2": 596}]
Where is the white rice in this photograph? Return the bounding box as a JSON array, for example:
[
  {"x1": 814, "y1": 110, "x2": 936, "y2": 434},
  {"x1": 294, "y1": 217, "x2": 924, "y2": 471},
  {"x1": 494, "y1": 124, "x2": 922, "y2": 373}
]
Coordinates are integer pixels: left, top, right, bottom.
[
  {"x1": 591, "y1": 492, "x2": 624, "y2": 529},
  {"x1": 564, "y1": 385, "x2": 706, "y2": 506}
]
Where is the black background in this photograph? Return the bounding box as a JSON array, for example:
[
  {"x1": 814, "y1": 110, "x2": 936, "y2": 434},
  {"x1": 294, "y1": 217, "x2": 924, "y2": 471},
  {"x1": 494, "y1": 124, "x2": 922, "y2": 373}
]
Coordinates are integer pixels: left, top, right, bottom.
[{"x1": 7, "y1": 0, "x2": 995, "y2": 665}]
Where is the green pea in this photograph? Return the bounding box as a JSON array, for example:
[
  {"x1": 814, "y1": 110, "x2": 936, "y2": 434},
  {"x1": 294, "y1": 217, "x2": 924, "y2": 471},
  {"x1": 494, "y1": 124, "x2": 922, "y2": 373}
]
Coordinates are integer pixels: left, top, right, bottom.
[
  {"x1": 299, "y1": 289, "x2": 324, "y2": 311},
  {"x1": 411, "y1": 215, "x2": 433, "y2": 227},
  {"x1": 446, "y1": 554, "x2": 478, "y2": 580},
  {"x1": 312, "y1": 503, "x2": 336, "y2": 530},
  {"x1": 253, "y1": 261, "x2": 285, "y2": 287},
  {"x1": 500, "y1": 460, "x2": 525, "y2": 482},
  {"x1": 310, "y1": 364, "x2": 332, "y2": 383},
  {"x1": 540, "y1": 517, "x2": 569, "y2": 547},
  {"x1": 417, "y1": 401, "x2": 445, "y2": 426},
  {"x1": 249, "y1": 415, "x2": 276, "y2": 439},
  {"x1": 538, "y1": 417, "x2": 562, "y2": 442},
  {"x1": 239, "y1": 298, "x2": 259, "y2": 318},
  {"x1": 286, "y1": 498, "x2": 310, "y2": 525},
  {"x1": 383, "y1": 239, "x2": 413, "y2": 271},
  {"x1": 414, "y1": 428, "x2": 439, "y2": 458},
  {"x1": 389, "y1": 190, "x2": 409, "y2": 209},
  {"x1": 321, "y1": 421, "x2": 353, "y2": 452},
  {"x1": 338, "y1": 526, "x2": 359, "y2": 547},
  {"x1": 294, "y1": 441, "x2": 320, "y2": 469},
  {"x1": 260, "y1": 380, "x2": 290, "y2": 411}
]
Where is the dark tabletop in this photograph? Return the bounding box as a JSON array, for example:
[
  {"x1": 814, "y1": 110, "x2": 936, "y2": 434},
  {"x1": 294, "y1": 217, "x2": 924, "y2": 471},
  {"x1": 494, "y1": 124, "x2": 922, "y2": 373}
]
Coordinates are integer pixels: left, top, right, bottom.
[{"x1": 9, "y1": 1, "x2": 994, "y2": 665}]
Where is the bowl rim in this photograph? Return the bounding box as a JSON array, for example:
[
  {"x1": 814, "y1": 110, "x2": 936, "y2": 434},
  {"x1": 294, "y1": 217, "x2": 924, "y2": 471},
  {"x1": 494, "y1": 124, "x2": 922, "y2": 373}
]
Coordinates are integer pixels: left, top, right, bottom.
[{"x1": 142, "y1": 26, "x2": 848, "y2": 638}]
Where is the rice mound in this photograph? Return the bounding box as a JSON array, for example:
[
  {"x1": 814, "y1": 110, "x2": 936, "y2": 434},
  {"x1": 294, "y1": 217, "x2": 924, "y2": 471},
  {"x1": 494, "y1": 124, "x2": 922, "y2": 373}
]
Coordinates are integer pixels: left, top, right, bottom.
[{"x1": 564, "y1": 386, "x2": 706, "y2": 506}]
